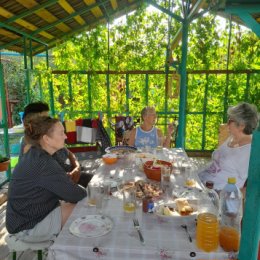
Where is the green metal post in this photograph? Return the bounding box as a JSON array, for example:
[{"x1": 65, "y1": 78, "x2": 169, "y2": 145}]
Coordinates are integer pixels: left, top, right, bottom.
[
  {"x1": 0, "y1": 63, "x2": 11, "y2": 179},
  {"x1": 23, "y1": 37, "x2": 30, "y2": 103},
  {"x1": 245, "y1": 73, "x2": 250, "y2": 102},
  {"x1": 239, "y1": 131, "x2": 260, "y2": 260},
  {"x1": 223, "y1": 16, "x2": 232, "y2": 123},
  {"x1": 68, "y1": 73, "x2": 73, "y2": 114},
  {"x1": 45, "y1": 46, "x2": 49, "y2": 69},
  {"x1": 88, "y1": 74, "x2": 92, "y2": 117},
  {"x1": 38, "y1": 74, "x2": 43, "y2": 100},
  {"x1": 145, "y1": 74, "x2": 149, "y2": 106},
  {"x1": 125, "y1": 73, "x2": 129, "y2": 115},
  {"x1": 29, "y1": 39, "x2": 33, "y2": 70},
  {"x1": 176, "y1": 17, "x2": 189, "y2": 148},
  {"x1": 201, "y1": 74, "x2": 209, "y2": 150},
  {"x1": 106, "y1": 74, "x2": 111, "y2": 118},
  {"x1": 48, "y1": 76, "x2": 55, "y2": 116},
  {"x1": 144, "y1": 73, "x2": 149, "y2": 106}
]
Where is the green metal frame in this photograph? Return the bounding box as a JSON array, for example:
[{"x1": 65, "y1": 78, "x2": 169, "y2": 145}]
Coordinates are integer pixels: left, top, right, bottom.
[
  {"x1": 239, "y1": 131, "x2": 260, "y2": 259},
  {"x1": 225, "y1": 4, "x2": 260, "y2": 37},
  {"x1": 0, "y1": 63, "x2": 11, "y2": 181}
]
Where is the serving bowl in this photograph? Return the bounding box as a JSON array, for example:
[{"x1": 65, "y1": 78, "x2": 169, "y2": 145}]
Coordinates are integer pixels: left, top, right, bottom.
[
  {"x1": 102, "y1": 154, "x2": 118, "y2": 164},
  {"x1": 143, "y1": 160, "x2": 172, "y2": 181}
]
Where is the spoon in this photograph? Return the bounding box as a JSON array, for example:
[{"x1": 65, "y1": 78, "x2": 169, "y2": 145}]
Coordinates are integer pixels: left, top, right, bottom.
[{"x1": 181, "y1": 224, "x2": 192, "y2": 242}]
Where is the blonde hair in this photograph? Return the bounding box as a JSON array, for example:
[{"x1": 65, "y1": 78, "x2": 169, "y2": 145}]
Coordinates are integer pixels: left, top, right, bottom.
[{"x1": 141, "y1": 106, "x2": 156, "y2": 121}]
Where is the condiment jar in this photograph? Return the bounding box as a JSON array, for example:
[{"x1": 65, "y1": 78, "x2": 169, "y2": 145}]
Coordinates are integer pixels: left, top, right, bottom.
[{"x1": 142, "y1": 196, "x2": 154, "y2": 213}]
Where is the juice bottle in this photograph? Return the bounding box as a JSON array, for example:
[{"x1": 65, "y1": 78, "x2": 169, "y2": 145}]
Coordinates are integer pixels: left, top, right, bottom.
[
  {"x1": 219, "y1": 177, "x2": 242, "y2": 252},
  {"x1": 219, "y1": 226, "x2": 240, "y2": 251},
  {"x1": 196, "y1": 212, "x2": 219, "y2": 252}
]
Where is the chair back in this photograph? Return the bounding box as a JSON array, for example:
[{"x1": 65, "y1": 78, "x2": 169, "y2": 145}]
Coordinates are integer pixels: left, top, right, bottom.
[
  {"x1": 109, "y1": 116, "x2": 136, "y2": 146},
  {"x1": 218, "y1": 123, "x2": 229, "y2": 146}
]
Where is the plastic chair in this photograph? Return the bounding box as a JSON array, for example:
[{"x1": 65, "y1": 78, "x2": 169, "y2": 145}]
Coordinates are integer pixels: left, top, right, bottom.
[{"x1": 5, "y1": 234, "x2": 53, "y2": 260}]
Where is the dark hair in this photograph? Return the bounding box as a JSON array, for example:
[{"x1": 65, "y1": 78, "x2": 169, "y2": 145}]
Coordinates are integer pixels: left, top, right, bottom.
[
  {"x1": 23, "y1": 101, "x2": 49, "y2": 120},
  {"x1": 24, "y1": 116, "x2": 60, "y2": 146},
  {"x1": 227, "y1": 102, "x2": 259, "y2": 135}
]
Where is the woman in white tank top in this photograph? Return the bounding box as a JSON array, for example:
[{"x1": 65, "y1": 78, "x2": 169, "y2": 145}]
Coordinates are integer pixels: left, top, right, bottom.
[{"x1": 127, "y1": 106, "x2": 175, "y2": 149}]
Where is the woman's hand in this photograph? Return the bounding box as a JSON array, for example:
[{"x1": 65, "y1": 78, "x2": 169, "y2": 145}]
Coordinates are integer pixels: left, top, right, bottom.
[
  {"x1": 167, "y1": 123, "x2": 175, "y2": 136},
  {"x1": 163, "y1": 123, "x2": 176, "y2": 148},
  {"x1": 68, "y1": 166, "x2": 81, "y2": 184}
]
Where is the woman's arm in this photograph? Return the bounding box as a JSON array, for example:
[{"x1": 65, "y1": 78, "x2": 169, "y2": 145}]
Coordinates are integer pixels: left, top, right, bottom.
[
  {"x1": 127, "y1": 128, "x2": 137, "y2": 146},
  {"x1": 39, "y1": 156, "x2": 87, "y2": 203},
  {"x1": 157, "y1": 124, "x2": 175, "y2": 148},
  {"x1": 67, "y1": 149, "x2": 81, "y2": 184}
]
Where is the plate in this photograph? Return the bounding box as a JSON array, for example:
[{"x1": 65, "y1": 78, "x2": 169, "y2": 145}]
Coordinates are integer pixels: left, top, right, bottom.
[
  {"x1": 155, "y1": 200, "x2": 198, "y2": 219},
  {"x1": 69, "y1": 215, "x2": 113, "y2": 238},
  {"x1": 105, "y1": 145, "x2": 137, "y2": 155}
]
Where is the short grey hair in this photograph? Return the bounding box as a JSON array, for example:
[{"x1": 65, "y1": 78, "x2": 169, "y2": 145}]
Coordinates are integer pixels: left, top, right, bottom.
[
  {"x1": 227, "y1": 102, "x2": 259, "y2": 135},
  {"x1": 141, "y1": 106, "x2": 156, "y2": 121}
]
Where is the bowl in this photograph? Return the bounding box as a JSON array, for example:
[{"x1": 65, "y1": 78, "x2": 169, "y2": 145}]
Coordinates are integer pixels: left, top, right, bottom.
[
  {"x1": 143, "y1": 160, "x2": 172, "y2": 181},
  {"x1": 102, "y1": 154, "x2": 118, "y2": 165}
]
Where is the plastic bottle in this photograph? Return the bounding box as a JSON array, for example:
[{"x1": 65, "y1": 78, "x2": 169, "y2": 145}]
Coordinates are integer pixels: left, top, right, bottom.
[
  {"x1": 205, "y1": 181, "x2": 220, "y2": 215},
  {"x1": 219, "y1": 177, "x2": 242, "y2": 252},
  {"x1": 196, "y1": 188, "x2": 219, "y2": 252}
]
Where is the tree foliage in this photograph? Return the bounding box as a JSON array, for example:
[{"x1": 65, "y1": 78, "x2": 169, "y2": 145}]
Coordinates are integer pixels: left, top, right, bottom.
[{"x1": 19, "y1": 3, "x2": 260, "y2": 150}]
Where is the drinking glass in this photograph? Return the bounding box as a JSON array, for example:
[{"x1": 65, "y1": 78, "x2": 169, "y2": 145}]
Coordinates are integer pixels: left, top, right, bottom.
[
  {"x1": 161, "y1": 166, "x2": 172, "y2": 198},
  {"x1": 103, "y1": 180, "x2": 112, "y2": 200},
  {"x1": 161, "y1": 166, "x2": 171, "y2": 187},
  {"x1": 122, "y1": 186, "x2": 136, "y2": 213},
  {"x1": 95, "y1": 189, "x2": 104, "y2": 214},
  {"x1": 87, "y1": 182, "x2": 100, "y2": 206}
]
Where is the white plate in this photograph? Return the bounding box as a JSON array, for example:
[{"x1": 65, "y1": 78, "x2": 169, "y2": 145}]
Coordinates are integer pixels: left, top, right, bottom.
[
  {"x1": 69, "y1": 215, "x2": 113, "y2": 238},
  {"x1": 105, "y1": 145, "x2": 137, "y2": 154},
  {"x1": 155, "y1": 200, "x2": 198, "y2": 219}
]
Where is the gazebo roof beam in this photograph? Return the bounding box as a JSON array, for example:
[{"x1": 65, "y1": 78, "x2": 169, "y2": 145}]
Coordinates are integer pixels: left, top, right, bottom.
[
  {"x1": 3, "y1": 0, "x2": 59, "y2": 25},
  {"x1": 31, "y1": 0, "x2": 111, "y2": 37},
  {"x1": 0, "y1": 21, "x2": 48, "y2": 47},
  {"x1": 144, "y1": 0, "x2": 183, "y2": 23},
  {"x1": 32, "y1": 0, "x2": 140, "y2": 54}
]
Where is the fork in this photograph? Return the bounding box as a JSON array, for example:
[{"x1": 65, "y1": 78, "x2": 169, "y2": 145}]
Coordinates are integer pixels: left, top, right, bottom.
[{"x1": 133, "y1": 218, "x2": 145, "y2": 245}]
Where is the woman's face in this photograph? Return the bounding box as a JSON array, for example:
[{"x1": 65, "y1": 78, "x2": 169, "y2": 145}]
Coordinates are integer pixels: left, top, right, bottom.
[
  {"x1": 227, "y1": 118, "x2": 245, "y2": 135},
  {"x1": 44, "y1": 122, "x2": 67, "y2": 153},
  {"x1": 143, "y1": 110, "x2": 157, "y2": 125}
]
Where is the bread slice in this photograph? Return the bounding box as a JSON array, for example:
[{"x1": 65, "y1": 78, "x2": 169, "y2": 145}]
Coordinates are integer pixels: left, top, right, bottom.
[{"x1": 175, "y1": 198, "x2": 193, "y2": 216}]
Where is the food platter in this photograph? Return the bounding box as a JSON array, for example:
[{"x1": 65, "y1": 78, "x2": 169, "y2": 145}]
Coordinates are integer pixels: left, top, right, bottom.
[
  {"x1": 69, "y1": 215, "x2": 113, "y2": 238},
  {"x1": 105, "y1": 145, "x2": 137, "y2": 155},
  {"x1": 117, "y1": 180, "x2": 163, "y2": 199},
  {"x1": 154, "y1": 199, "x2": 198, "y2": 219}
]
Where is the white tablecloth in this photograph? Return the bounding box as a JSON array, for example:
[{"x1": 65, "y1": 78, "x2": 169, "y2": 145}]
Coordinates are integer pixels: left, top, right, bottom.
[{"x1": 47, "y1": 148, "x2": 232, "y2": 260}]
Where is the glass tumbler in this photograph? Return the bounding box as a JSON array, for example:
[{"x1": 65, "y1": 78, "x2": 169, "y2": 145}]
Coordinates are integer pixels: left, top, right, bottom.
[
  {"x1": 87, "y1": 183, "x2": 100, "y2": 206},
  {"x1": 122, "y1": 186, "x2": 136, "y2": 213}
]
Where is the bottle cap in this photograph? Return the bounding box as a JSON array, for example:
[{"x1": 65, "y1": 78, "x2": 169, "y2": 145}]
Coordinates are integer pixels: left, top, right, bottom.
[
  {"x1": 228, "y1": 177, "x2": 236, "y2": 184},
  {"x1": 205, "y1": 181, "x2": 214, "y2": 189}
]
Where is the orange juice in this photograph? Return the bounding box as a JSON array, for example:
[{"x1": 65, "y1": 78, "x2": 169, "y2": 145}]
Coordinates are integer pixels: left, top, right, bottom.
[
  {"x1": 196, "y1": 213, "x2": 219, "y2": 252},
  {"x1": 219, "y1": 226, "x2": 240, "y2": 252},
  {"x1": 123, "y1": 202, "x2": 136, "y2": 213}
]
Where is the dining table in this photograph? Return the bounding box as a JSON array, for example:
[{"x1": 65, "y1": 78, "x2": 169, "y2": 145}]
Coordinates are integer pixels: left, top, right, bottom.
[{"x1": 47, "y1": 148, "x2": 236, "y2": 260}]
